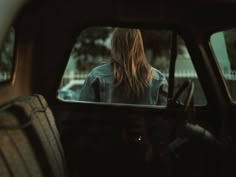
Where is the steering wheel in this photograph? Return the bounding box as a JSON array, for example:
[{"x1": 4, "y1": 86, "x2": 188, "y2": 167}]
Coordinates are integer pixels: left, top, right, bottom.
[
  {"x1": 146, "y1": 80, "x2": 221, "y2": 177},
  {"x1": 165, "y1": 80, "x2": 195, "y2": 155},
  {"x1": 168, "y1": 80, "x2": 220, "y2": 152},
  {"x1": 171, "y1": 80, "x2": 195, "y2": 112}
]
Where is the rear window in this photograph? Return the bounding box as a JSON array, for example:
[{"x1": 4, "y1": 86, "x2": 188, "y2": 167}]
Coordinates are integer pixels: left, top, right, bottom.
[
  {"x1": 58, "y1": 27, "x2": 206, "y2": 106},
  {"x1": 0, "y1": 27, "x2": 15, "y2": 83}
]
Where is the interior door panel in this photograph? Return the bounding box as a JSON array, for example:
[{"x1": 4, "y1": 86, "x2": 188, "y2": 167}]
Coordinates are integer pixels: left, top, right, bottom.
[{"x1": 51, "y1": 102, "x2": 216, "y2": 177}]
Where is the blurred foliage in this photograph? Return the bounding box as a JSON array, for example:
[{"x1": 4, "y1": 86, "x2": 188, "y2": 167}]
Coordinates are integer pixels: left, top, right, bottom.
[
  {"x1": 224, "y1": 29, "x2": 236, "y2": 70},
  {"x1": 141, "y1": 30, "x2": 172, "y2": 70},
  {"x1": 71, "y1": 27, "x2": 112, "y2": 71},
  {"x1": 141, "y1": 30, "x2": 172, "y2": 56},
  {"x1": 0, "y1": 28, "x2": 14, "y2": 75}
]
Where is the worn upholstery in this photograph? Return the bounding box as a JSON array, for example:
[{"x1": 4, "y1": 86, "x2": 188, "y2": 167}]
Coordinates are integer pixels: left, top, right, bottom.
[{"x1": 0, "y1": 94, "x2": 67, "y2": 177}]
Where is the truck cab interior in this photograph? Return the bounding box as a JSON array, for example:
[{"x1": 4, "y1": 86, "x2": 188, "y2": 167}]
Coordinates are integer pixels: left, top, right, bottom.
[{"x1": 1, "y1": 1, "x2": 236, "y2": 177}]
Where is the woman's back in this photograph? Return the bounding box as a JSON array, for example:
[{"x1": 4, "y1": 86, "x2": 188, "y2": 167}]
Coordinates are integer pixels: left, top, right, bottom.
[
  {"x1": 79, "y1": 63, "x2": 168, "y2": 105},
  {"x1": 78, "y1": 28, "x2": 168, "y2": 105}
]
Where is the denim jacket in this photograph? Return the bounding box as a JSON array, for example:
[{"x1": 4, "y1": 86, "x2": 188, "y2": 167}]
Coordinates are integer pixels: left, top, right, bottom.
[{"x1": 79, "y1": 64, "x2": 168, "y2": 105}]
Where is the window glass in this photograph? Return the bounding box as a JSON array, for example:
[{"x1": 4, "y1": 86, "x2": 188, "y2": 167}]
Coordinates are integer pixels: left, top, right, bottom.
[
  {"x1": 58, "y1": 27, "x2": 206, "y2": 106},
  {"x1": 0, "y1": 27, "x2": 15, "y2": 82},
  {"x1": 210, "y1": 29, "x2": 236, "y2": 102},
  {"x1": 175, "y1": 36, "x2": 207, "y2": 105}
]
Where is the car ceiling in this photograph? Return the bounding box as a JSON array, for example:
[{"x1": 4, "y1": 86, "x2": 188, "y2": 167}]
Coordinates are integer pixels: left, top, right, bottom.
[{"x1": 39, "y1": 1, "x2": 236, "y2": 25}]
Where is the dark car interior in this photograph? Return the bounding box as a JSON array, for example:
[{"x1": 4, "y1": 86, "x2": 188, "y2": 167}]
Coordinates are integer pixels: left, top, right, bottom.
[{"x1": 1, "y1": 1, "x2": 236, "y2": 177}]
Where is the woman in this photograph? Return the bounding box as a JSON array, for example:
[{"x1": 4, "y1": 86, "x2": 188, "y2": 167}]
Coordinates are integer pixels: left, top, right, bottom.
[{"x1": 79, "y1": 28, "x2": 168, "y2": 105}]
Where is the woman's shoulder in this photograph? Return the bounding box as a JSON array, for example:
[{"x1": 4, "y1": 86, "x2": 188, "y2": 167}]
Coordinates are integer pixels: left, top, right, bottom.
[
  {"x1": 89, "y1": 63, "x2": 113, "y2": 77},
  {"x1": 151, "y1": 67, "x2": 166, "y2": 81}
]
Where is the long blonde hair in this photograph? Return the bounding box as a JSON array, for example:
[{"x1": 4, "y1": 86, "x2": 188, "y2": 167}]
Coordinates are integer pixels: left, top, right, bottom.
[{"x1": 111, "y1": 28, "x2": 153, "y2": 99}]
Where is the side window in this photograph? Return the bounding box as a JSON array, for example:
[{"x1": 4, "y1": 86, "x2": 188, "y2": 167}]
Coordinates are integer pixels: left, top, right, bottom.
[
  {"x1": 0, "y1": 27, "x2": 15, "y2": 83},
  {"x1": 210, "y1": 29, "x2": 236, "y2": 102},
  {"x1": 175, "y1": 36, "x2": 207, "y2": 105},
  {"x1": 58, "y1": 27, "x2": 206, "y2": 106}
]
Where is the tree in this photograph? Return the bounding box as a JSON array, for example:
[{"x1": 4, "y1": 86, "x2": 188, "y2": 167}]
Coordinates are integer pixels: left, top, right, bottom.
[
  {"x1": 141, "y1": 30, "x2": 186, "y2": 71},
  {"x1": 141, "y1": 30, "x2": 172, "y2": 70},
  {"x1": 71, "y1": 27, "x2": 112, "y2": 72},
  {"x1": 0, "y1": 28, "x2": 15, "y2": 77},
  {"x1": 224, "y1": 29, "x2": 236, "y2": 70}
]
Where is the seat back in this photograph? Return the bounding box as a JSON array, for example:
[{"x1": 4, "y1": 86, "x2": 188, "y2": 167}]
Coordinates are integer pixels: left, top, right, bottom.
[{"x1": 0, "y1": 94, "x2": 67, "y2": 177}]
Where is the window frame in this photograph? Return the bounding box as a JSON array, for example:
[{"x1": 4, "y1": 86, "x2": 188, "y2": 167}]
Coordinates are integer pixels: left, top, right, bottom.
[{"x1": 57, "y1": 26, "x2": 208, "y2": 107}]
